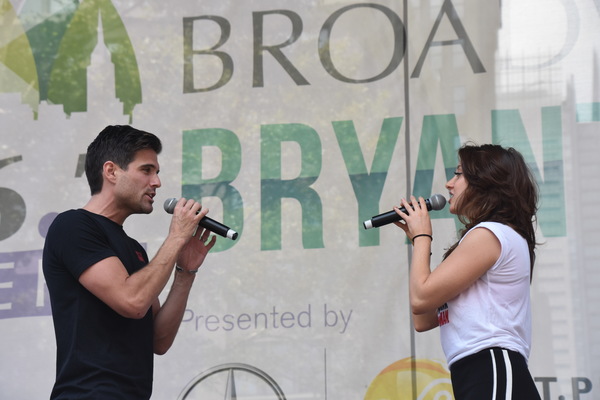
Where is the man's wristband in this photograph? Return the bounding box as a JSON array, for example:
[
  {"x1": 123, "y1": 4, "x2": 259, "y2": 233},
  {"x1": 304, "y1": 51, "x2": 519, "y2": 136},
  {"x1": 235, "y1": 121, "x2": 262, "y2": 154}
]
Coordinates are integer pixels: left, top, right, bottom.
[{"x1": 175, "y1": 265, "x2": 199, "y2": 274}]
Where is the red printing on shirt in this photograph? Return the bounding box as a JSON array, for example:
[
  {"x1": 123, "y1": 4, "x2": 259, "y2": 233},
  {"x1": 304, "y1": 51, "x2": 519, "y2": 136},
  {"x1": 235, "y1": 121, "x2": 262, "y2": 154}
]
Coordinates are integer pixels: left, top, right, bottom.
[
  {"x1": 135, "y1": 251, "x2": 145, "y2": 262},
  {"x1": 437, "y1": 303, "x2": 449, "y2": 326}
]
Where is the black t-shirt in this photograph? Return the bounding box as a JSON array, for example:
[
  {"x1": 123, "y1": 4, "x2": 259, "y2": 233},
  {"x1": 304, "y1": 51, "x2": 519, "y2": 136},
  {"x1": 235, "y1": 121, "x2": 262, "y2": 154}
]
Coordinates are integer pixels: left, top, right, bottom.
[{"x1": 43, "y1": 209, "x2": 154, "y2": 399}]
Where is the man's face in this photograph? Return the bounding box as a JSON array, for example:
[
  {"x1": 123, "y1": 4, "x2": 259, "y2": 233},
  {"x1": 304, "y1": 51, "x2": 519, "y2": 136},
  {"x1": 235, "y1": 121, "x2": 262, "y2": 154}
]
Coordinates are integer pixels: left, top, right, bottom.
[{"x1": 114, "y1": 148, "x2": 161, "y2": 214}]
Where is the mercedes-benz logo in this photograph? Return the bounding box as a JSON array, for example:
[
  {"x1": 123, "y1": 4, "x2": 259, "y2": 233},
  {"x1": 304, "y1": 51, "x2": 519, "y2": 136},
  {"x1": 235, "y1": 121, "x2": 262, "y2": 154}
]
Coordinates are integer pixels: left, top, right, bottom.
[{"x1": 177, "y1": 363, "x2": 287, "y2": 400}]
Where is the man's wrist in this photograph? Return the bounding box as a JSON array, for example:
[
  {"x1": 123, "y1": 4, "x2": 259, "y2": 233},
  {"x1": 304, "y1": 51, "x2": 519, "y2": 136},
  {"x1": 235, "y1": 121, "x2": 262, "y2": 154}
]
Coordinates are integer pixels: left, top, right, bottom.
[{"x1": 175, "y1": 265, "x2": 199, "y2": 274}]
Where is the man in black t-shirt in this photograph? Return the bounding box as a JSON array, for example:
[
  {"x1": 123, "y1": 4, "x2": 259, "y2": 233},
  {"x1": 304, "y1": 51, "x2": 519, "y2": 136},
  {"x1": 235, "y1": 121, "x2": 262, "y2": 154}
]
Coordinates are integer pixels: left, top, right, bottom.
[{"x1": 43, "y1": 125, "x2": 216, "y2": 399}]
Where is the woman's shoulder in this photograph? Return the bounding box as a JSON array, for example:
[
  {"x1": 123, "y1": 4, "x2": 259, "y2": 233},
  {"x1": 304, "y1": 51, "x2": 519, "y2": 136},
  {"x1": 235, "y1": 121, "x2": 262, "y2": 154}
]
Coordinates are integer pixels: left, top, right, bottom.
[
  {"x1": 468, "y1": 221, "x2": 524, "y2": 246},
  {"x1": 472, "y1": 221, "x2": 515, "y2": 234}
]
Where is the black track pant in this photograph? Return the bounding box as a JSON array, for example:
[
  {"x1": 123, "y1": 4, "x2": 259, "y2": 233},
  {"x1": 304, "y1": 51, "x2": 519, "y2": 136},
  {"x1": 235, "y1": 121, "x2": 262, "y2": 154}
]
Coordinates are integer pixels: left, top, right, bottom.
[{"x1": 450, "y1": 347, "x2": 541, "y2": 400}]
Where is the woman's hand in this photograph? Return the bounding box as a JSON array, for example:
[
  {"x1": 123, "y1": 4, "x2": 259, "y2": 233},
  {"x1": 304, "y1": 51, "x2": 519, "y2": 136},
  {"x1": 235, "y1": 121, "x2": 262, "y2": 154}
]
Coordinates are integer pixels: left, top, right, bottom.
[{"x1": 393, "y1": 195, "x2": 433, "y2": 242}]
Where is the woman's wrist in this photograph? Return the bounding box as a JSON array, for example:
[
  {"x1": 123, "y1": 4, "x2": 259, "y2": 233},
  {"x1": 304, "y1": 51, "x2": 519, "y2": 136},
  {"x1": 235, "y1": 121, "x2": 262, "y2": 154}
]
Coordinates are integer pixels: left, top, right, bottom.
[
  {"x1": 411, "y1": 234, "x2": 433, "y2": 245},
  {"x1": 411, "y1": 234, "x2": 433, "y2": 256}
]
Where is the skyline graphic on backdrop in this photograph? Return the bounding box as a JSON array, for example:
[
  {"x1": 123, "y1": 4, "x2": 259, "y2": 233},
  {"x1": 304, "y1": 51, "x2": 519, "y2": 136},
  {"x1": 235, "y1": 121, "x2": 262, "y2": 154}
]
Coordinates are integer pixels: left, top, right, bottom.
[{"x1": 0, "y1": 0, "x2": 141, "y2": 119}]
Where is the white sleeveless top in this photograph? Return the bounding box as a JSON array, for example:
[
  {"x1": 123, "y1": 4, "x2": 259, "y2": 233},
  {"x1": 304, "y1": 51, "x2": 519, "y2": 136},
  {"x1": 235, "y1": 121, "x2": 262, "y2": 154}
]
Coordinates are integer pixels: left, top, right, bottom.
[{"x1": 438, "y1": 222, "x2": 532, "y2": 366}]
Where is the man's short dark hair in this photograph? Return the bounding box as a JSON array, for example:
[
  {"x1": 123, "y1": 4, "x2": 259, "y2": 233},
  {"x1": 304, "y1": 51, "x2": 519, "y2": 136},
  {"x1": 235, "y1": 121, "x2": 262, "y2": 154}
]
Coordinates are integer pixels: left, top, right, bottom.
[{"x1": 85, "y1": 125, "x2": 162, "y2": 195}]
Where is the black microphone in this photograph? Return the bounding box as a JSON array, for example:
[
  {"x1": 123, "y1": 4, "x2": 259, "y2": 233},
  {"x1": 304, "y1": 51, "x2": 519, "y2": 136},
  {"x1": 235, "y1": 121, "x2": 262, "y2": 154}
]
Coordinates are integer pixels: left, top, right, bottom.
[
  {"x1": 363, "y1": 194, "x2": 447, "y2": 229},
  {"x1": 163, "y1": 198, "x2": 238, "y2": 240}
]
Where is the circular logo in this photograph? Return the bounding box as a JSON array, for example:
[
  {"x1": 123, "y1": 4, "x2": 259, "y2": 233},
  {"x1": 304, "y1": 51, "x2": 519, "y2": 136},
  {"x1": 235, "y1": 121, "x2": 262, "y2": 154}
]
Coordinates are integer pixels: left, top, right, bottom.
[
  {"x1": 364, "y1": 358, "x2": 454, "y2": 399},
  {"x1": 178, "y1": 363, "x2": 286, "y2": 400}
]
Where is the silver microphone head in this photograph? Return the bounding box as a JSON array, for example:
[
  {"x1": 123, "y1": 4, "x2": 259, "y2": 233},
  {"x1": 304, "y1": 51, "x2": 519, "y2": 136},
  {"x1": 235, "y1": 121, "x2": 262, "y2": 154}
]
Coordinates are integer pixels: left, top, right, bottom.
[
  {"x1": 429, "y1": 194, "x2": 447, "y2": 211},
  {"x1": 163, "y1": 198, "x2": 178, "y2": 214}
]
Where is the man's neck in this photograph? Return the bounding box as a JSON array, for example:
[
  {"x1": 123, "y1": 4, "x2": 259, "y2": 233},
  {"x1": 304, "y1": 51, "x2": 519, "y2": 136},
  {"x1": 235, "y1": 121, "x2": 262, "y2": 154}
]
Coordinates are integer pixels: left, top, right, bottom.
[{"x1": 83, "y1": 194, "x2": 128, "y2": 225}]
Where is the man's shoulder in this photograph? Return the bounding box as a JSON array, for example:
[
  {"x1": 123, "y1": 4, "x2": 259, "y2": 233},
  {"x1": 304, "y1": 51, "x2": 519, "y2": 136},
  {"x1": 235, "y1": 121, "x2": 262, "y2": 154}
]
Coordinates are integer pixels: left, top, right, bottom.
[
  {"x1": 47, "y1": 209, "x2": 110, "y2": 240},
  {"x1": 52, "y1": 209, "x2": 113, "y2": 226}
]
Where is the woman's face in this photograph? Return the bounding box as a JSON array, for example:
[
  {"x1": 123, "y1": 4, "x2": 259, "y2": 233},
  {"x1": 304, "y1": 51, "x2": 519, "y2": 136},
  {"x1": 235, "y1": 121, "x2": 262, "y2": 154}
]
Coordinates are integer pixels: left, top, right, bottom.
[{"x1": 445, "y1": 163, "x2": 468, "y2": 214}]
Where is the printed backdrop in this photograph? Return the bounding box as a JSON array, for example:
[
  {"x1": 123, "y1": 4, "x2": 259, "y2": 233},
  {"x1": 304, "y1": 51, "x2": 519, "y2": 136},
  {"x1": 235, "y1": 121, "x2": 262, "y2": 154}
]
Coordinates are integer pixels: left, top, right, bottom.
[{"x1": 1, "y1": 0, "x2": 599, "y2": 399}]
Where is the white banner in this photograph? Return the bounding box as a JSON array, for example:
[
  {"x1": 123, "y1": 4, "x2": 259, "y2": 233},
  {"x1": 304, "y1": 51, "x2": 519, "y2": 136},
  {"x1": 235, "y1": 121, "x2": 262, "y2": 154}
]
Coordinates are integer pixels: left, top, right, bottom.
[{"x1": 1, "y1": 0, "x2": 599, "y2": 399}]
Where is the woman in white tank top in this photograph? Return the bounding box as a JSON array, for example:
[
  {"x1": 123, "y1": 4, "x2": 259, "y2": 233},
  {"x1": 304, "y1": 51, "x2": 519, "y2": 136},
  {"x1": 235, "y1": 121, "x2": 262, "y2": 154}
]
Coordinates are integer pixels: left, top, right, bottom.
[{"x1": 393, "y1": 143, "x2": 541, "y2": 400}]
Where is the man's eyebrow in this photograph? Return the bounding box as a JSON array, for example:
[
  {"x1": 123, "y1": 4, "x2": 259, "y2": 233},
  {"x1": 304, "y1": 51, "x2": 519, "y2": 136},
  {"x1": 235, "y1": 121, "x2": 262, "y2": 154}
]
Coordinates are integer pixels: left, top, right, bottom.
[{"x1": 139, "y1": 163, "x2": 159, "y2": 170}]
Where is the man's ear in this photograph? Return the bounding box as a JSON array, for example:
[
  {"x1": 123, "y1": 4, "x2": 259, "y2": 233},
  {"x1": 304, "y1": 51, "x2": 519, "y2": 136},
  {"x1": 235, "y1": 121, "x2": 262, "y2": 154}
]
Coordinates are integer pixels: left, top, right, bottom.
[{"x1": 103, "y1": 161, "x2": 119, "y2": 184}]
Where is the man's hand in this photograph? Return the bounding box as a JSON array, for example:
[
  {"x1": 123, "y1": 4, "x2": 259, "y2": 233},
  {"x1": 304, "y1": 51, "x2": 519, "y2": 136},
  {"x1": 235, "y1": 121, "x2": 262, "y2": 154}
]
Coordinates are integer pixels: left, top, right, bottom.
[
  {"x1": 168, "y1": 198, "x2": 205, "y2": 243},
  {"x1": 177, "y1": 226, "x2": 217, "y2": 273}
]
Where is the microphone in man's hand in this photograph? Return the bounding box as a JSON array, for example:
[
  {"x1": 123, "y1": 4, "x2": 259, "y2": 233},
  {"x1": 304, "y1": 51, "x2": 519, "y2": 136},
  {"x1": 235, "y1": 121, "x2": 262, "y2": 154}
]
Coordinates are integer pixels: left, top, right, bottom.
[
  {"x1": 363, "y1": 194, "x2": 447, "y2": 229},
  {"x1": 163, "y1": 198, "x2": 238, "y2": 240}
]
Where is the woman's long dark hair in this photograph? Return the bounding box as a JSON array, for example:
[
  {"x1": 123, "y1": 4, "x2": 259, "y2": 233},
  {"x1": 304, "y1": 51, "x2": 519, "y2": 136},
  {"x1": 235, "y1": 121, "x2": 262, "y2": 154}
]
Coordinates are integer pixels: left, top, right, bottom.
[{"x1": 443, "y1": 144, "x2": 539, "y2": 278}]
